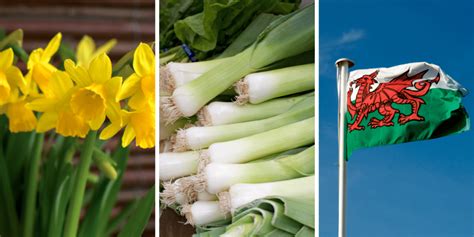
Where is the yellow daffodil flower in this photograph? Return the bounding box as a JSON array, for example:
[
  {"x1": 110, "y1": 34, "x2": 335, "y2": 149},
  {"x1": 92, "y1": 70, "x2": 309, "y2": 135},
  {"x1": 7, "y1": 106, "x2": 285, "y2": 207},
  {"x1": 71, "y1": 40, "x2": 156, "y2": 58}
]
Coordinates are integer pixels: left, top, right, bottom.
[
  {"x1": 116, "y1": 43, "x2": 155, "y2": 110},
  {"x1": 76, "y1": 35, "x2": 117, "y2": 68},
  {"x1": 27, "y1": 71, "x2": 89, "y2": 138},
  {"x1": 64, "y1": 53, "x2": 122, "y2": 131},
  {"x1": 26, "y1": 33, "x2": 62, "y2": 96},
  {"x1": 0, "y1": 48, "x2": 27, "y2": 105},
  {"x1": 100, "y1": 101, "x2": 155, "y2": 149},
  {"x1": 3, "y1": 91, "x2": 36, "y2": 132}
]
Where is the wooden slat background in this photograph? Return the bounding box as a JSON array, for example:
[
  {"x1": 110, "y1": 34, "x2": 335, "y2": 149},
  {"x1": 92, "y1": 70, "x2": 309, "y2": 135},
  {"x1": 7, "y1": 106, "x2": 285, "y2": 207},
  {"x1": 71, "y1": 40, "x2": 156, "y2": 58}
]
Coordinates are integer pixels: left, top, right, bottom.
[{"x1": 0, "y1": 1, "x2": 155, "y2": 236}]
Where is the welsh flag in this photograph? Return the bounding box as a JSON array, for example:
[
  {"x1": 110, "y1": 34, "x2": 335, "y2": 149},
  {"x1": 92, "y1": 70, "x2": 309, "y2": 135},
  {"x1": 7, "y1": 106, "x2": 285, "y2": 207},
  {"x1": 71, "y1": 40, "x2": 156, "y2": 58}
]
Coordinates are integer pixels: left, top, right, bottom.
[{"x1": 345, "y1": 62, "x2": 469, "y2": 158}]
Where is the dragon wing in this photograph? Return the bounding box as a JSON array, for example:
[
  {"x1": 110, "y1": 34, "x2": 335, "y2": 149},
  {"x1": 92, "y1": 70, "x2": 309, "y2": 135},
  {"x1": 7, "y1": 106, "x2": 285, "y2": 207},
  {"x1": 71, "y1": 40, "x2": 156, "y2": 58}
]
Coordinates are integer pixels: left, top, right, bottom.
[{"x1": 382, "y1": 69, "x2": 429, "y2": 89}]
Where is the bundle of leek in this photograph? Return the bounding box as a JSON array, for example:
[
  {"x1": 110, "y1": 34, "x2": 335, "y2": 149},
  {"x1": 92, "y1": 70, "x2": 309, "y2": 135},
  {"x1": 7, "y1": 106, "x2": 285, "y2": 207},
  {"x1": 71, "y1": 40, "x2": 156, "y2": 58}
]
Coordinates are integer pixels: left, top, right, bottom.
[
  {"x1": 159, "y1": 4, "x2": 315, "y2": 236},
  {"x1": 160, "y1": 5, "x2": 315, "y2": 123}
]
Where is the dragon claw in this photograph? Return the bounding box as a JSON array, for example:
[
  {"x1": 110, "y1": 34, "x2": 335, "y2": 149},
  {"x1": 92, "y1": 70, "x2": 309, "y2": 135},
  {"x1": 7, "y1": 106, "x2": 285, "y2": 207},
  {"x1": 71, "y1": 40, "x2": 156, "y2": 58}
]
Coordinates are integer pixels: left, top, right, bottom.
[
  {"x1": 348, "y1": 123, "x2": 365, "y2": 132},
  {"x1": 368, "y1": 118, "x2": 394, "y2": 128},
  {"x1": 399, "y1": 114, "x2": 425, "y2": 124}
]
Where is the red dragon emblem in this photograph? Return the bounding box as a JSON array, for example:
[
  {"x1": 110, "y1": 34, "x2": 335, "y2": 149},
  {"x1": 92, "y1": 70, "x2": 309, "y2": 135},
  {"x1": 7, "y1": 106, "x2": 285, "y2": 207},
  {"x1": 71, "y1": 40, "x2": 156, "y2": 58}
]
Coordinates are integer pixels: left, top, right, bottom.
[{"x1": 347, "y1": 69, "x2": 440, "y2": 132}]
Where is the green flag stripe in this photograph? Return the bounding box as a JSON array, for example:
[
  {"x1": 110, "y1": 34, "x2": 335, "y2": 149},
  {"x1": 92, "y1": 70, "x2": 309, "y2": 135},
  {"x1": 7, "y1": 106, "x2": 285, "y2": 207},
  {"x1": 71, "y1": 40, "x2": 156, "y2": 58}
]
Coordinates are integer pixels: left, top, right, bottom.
[{"x1": 346, "y1": 88, "x2": 469, "y2": 159}]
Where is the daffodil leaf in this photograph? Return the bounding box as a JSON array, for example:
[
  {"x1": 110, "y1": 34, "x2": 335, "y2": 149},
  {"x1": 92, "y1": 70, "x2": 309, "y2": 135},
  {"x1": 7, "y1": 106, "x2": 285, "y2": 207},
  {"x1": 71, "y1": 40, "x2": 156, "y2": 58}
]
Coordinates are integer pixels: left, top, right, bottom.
[
  {"x1": 0, "y1": 29, "x2": 23, "y2": 50},
  {"x1": 105, "y1": 198, "x2": 140, "y2": 236},
  {"x1": 78, "y1": 146, "x2": 129, "y2": 237},
  {"x1": 58, "y1": 43, "x2": 77, "y2": 67},
  {"x1": 117, "y1": 186, "x2": 155, "y2": 237}
]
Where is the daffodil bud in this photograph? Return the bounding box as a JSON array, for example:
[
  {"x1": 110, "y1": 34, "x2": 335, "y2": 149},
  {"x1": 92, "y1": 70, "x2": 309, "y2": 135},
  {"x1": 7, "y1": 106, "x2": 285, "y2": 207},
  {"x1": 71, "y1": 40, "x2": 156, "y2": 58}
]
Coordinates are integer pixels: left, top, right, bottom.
[{"x1": 92, "y1": 149, "x2": 118, "y2": 180}]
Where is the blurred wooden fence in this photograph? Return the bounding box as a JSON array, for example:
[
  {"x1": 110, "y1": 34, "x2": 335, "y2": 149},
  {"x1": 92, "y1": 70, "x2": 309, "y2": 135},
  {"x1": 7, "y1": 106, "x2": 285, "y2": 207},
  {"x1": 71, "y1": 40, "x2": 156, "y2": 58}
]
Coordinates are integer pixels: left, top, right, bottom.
[{"x1": 0, "y1": 0, "x2": 155, "y2": 236}]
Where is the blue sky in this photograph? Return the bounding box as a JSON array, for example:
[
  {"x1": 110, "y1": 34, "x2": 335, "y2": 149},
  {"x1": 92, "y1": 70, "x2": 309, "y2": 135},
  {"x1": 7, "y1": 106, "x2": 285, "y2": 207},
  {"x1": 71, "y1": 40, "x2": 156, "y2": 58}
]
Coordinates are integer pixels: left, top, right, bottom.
[{"x1": 319, "y1": 0, "x2": 474, "y2": 236}]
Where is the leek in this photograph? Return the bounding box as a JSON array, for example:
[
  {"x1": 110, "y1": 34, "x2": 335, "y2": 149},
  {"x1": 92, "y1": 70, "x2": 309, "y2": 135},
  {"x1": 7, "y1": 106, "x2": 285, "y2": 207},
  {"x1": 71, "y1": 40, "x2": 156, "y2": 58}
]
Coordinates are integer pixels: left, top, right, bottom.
[
  {"x1": 197, "y1": 191, "x2": 217, "y2": 201},
  {"x1": 160, "y1": 147, "x2": 310, "y2": 204},
  {"x1": 161, "y1": 5, "x2": 315, "y2": 123},
  {"x1": 207, "y1": 117, "x2": 314, "y2": 164},
  {"x1": 198, "y1": 146, "x2": 314, "y2": 194},
  {"x1": 159, "y1": 151, "x2": 202, "y2": 181},
  {"x1": 219, "y1": 176, "x2": 314, "y2": 213},
  {"x1": 182, "y1": 201, "x2": 230, "y2": 226},
  {"x1": 186, "y1": 177, "x2": 315, "y2": 228},
  {"x1": 198, "y1": 94, "x2": 309, "y2": 126},
  {"x1": 160, "y1": 57, "x2": 232, "y2": 95},
  {"x1": 175, "y1": 95, "x2": 314, "y2": 151},
  {"x1": 235, "y1": 64, "x2": 315, "y2": 104}
]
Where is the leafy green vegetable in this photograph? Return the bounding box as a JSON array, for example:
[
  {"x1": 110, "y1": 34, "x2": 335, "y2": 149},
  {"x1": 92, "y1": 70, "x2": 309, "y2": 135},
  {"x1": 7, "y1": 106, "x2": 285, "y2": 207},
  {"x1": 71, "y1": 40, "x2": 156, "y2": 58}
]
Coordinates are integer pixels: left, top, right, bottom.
[
  {"x1": 174, "y1": 0, "x2": 300, "y2": 53},
  {"x1": 160, "y1": 0, "x2": 204, "y2": 49}
]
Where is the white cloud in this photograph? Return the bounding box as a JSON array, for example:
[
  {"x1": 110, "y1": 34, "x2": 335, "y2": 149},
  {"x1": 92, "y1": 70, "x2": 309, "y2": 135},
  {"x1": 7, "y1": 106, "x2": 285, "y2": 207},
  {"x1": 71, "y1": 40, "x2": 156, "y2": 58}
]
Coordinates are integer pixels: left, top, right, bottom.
[
  {"x1": 336, "y1": 29, "x2": 365, "y2": 45},
  {"x1": 320, "y1": 29, "x2": 365, "y2": 76}
]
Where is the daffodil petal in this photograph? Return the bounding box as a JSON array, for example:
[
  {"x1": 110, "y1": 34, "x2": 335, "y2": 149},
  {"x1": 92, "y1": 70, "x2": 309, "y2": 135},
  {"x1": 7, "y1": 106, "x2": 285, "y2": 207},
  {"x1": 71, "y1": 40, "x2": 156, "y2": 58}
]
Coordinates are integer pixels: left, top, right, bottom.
[
  {"x1": 27, "y1": 49, "x2": 43, "y2": 70},
  {"x1": 64, "y1": 59, "x2": 93, "y2": 87},
  {"x1": 0, "y1": 48, "x2": 14, "y2": 71},
  {"x1": 121, "y1": 125, "x2": 136, "y2": 147},
  {"x1": 32, "y1": 63, "x2": 54, "y2": 96},
  {"x1": 36, "y1": 112, "x2": 58, "y2": 133},
  {"x1": 89, "y1": 53, "x2": 111, "y2": 84},
  {"x1": 141, "y1": 73, "x2": 155, "y2": 100},
  {"x1": 99, "y1": 122, "x2": 122, "y2": 140},
  {"x1": 6, "y1": 101, "x2": 37, "y2": 132},
  {"x1": 42, "y1": 33, "x2": 62, "y2": 62},
  {"x1": 127, "y1": 91, "x2": 148, "y2": 110},
  {"x1": 89, "y1": 112, "x2": 106, "y2": 130},
  {"x1": 0, "y1": 71, "x2": 11, "y2": 104},
  {"x1": 130, "y1": 110, "x2": 155, "y2": 149},
  {"x1": 117, "y1": 73, "x2": 140, "y2": 101},
  {"x1": 133, "y1": 43, "x2": 155, "y2": 76},
  {"x1": 91, "y1": 39, "x2": 117, "y2": 59},
  {"x1": 27, "y1": 98, "x2": 55, "y2": 112},
  {"x1": 77, "y1": 35, "x2": 95, "y2": 67},
  {"x1": 106, "y1": 100, "x2": 122, "y2": 125},
  {"x1": 105, "y1": 76, "x2": 122, "y2": 99},
  {"x1": 5, "y1": 66, "x2": 27, "y2": 95},
  {"x1": 49, "y1": 71, "x2": 73, "y2": 98}
]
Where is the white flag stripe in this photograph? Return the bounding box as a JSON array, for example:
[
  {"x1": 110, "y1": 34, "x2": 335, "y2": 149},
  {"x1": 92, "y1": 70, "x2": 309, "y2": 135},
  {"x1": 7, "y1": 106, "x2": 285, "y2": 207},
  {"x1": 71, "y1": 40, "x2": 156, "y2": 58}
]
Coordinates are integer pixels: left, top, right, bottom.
[{"x1": 348, "y1": 62, "x2": 468, "y2": 101}]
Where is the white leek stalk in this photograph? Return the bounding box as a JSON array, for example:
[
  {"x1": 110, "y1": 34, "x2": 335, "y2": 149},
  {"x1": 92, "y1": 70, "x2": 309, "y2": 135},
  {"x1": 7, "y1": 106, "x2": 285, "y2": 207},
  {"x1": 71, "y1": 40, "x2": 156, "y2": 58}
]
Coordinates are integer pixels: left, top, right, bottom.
[
  {"x1": 219, "y1": 176, "x2": 314, "y2": 213},
  {"x1": 198, "y1": 94, "x2": 309, "y2": 126},
  {"x1": 207, "y1": 117, "x2": 314, "y2": 164},
  {"x1": 159, "y1": 151, "x2": 202, "y2": 180},
  {"x1": 197, "y1": 191, "x2": 217, "y2": 201},
  {"x1": 235, "y1": 64, "x2": 315, "y2": 104},
  {"x1": 182, "y1": 201, "x2": 229, "y2": 226},
  {"x1": 201, "y1": 146, "x2": 314, "y2": 194},
  {"x1": 161, "y1": 6, "x2": 314, "y2": 123},
  {"x1": 175, "y1": 95, "x2": 314, "y2": 150},
  {"x1": 160, "y1": 57, "x2": 232, "y2": 95}
]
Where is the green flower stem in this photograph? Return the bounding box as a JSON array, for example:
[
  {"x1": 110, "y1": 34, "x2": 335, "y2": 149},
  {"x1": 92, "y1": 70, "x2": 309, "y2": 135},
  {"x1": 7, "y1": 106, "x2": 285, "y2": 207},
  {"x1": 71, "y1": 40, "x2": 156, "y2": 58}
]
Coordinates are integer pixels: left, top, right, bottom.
[
  {"x1": 22, "y1": 133, "x2": 44, "y2": 237},
  {"x1": 63, "y1": 131, "x2": 97, "y2": 237}
]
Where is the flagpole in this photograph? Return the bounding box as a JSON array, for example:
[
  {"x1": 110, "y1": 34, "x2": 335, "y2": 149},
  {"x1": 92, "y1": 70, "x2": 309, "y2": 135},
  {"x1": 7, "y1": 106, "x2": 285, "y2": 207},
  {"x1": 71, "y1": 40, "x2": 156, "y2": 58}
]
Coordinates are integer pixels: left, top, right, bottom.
[{"x1": 335, "y1": 58, "x2": 354, "y2": 237}]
